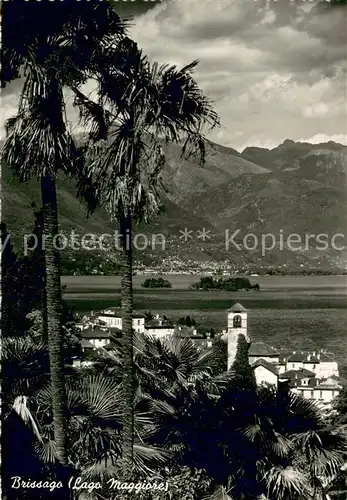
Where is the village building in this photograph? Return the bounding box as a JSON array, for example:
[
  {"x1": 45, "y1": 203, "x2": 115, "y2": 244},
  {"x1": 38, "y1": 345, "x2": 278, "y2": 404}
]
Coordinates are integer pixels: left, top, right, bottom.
[
  {"x1": 222, "y1": 302, "x2": 342, "y2": 407},
  {"x1": 286, "y1": 352, "x2": 307, "y2": 371},
  {"x1": 248, "y1": 342, "x2": 280, "y2": 365},
  {"x1": 175, "y1": 325, "x2": 213, "y2": 349},
  {"x1": 145, "y1": 315, "x2": 175, "y2": 338},
  {"x1": 80, "y1": 325, "x2": 112, "y2": 348},
  {"x1": 302, "y1": 353, "x2": 320, "y2": 373},
  {"x1": 252, "y1": 359, "x2": 279, "y2": 387},
  {"x1": 279, "y1": 367, "x2": 316, "y2": 388},
  {"x1": 97, "y1": 308, "x2": 145, "y2": 333},
  {"x1": 77, "y1": 301, "x2": 341, "y2": 408},
  {"x1": 81, "y1": 339, "x2": 96, "y2": 351},
  {"x1": 314, "y1": 353, "x2": 339, "y2": 379},
  {"x1": 224, "y1": 302, "x2": 249, "y2": 370}
]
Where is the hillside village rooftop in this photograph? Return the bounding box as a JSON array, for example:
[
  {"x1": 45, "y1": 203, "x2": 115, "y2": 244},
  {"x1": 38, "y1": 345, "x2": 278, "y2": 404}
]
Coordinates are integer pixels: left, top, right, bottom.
[
  {"x1": 101, "y1": 308, "x2": 145, "y2": 318},
  {"x1": 76, "y1": 302, "x2": 342, "y2": 407}
]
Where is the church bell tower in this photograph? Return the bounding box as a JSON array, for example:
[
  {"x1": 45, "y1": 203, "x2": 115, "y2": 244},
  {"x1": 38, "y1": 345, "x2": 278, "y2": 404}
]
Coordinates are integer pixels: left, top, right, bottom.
[{"x1": 226, "y1": 303, "x2": 249, "y2": 370}]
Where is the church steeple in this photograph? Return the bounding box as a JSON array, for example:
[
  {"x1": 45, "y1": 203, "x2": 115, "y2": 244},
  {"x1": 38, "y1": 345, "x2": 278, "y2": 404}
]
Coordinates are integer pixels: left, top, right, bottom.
[{"x1": 226, "y1": 303, "x2": 249, "y2": 369}]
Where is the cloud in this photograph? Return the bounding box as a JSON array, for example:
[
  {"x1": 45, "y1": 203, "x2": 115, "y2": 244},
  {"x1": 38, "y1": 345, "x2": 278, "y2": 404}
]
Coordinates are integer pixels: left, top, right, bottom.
[
  {"x1": 1, "y1": 0, "x2": 346, "y2": 150},
  {"x1": 130, "y1": 0, "x2": 347, "y2": 150}
]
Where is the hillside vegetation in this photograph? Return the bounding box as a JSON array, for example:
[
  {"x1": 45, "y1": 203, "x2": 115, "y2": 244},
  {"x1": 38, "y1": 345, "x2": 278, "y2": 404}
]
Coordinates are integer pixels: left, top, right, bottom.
[{"x1": 2, "y1": 139, "x2": 347, "y2": 272}]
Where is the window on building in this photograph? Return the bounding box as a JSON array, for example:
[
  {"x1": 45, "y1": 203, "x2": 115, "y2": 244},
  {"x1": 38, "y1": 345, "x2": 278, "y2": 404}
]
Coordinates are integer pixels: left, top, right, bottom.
[
  {"x1": 320, "y1": 391, "x2": 323, "y2": 399},
  {"x1": 310, "y1": 391, "x2": 314, "y2": 398},
  {"x1": 313, "y1": 364, "x2": 316, "y2": 369},
  {"x1": 138, "y1": 319, "x2": 141, "y2": 325},
  {"x1": 233, "y1": 315, "x2": 241, "y2": 328},
  {"x1": 292, "y1": 364, "x2": 295, "y2": 368}
]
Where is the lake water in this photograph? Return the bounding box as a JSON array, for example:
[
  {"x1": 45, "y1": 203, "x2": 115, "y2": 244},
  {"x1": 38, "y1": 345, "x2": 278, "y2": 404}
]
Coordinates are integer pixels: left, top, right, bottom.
[
  {"x1": 62, "y1": 274, "x2": 347, "y2": 371},
  {"x1": 62, "y1": 274, "x2": 347, "y2": 291}
]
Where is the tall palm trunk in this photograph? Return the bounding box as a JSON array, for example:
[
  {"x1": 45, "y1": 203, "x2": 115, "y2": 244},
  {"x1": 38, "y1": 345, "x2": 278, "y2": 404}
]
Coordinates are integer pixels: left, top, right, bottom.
[
  {"x1": 41, "y1": 175, "x2": 70, "y2": 496},
  {"x1": 120, "y1": 211, "x2": 135, "y2": 475}
]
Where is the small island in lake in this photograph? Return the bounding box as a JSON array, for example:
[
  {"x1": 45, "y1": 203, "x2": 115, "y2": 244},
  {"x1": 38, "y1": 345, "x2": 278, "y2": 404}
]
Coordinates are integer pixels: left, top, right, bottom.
[
  {"x1": 190, "y1": 276, "x2": 260, "y2": 291},
  {"x1": 141, "y1": 277, "x2": 172, "y2": 289}
]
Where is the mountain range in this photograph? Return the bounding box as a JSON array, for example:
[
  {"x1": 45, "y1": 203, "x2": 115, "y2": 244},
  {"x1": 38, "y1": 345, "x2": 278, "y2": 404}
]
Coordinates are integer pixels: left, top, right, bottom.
[{"x1": 2, "y1": 138, "x2": 347, "y2": 272}]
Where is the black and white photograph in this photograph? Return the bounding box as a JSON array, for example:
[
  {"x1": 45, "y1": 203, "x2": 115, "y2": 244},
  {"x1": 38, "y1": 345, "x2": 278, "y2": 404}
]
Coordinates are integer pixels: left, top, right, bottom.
[{"x1": 1, "y1": 0, "x2": 347, "y2": 499}]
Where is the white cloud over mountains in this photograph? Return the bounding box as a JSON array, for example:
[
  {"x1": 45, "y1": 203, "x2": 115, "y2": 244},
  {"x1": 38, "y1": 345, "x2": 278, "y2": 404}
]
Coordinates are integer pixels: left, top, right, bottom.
[
  {"x1": 130, "y1": 0, "x2": 347, "y2": 150},
  {"x1": 1, "y1": 1, "x2": 346, "y2": 151}
]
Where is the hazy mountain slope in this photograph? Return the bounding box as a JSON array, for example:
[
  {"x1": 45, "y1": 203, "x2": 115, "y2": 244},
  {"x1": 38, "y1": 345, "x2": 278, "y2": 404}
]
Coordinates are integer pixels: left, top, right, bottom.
[
  {"x1": 2, "y1": 139, "x2": 346, "y2": 270},
  {"x1": 161, "y1": 141, "x2": 270, "y2": 205},
  {"x1": 2, "y1": 165, "x2": 115, "y2": 240},
  {"x1": 242, "y1": 139, "x2": 346, "y2": 171}
]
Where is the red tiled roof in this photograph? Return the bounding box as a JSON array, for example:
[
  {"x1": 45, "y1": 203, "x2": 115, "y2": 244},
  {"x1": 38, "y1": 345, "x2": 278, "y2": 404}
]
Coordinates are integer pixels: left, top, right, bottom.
[
  {"x1": 279, "y1": 368, "x2": 315, "y2": 380},
  {"x1": 296, "y1": 377, "x2": 319, "y2": 388},
  {"x1": 314, "y1": 384, "x2": 341, "y2": 390},
  {"x1": 252, "y1": 359, "x2": 279, "y2": 376},
  {"x1": 82, "y1": 327, "x2": 110, "y2": 339},
  {"x1": 99, "y1": 309, "x2": 145, "y2": 318},
  {"x1": 81, "y1": 339, "x2": 95, "y2": 349},
  {"x1": 108, "y1": 327, "x2": 122, "y2": 333},
  {"x1": 287, "y1": 353, "x2": 307, "y2": 362},
  {"x1": 145, "y1": 320, "x2": 174, "y2": 329},
  {"x1": 304, "y1": 357, "x2": 320, "y2": 364},
  {"x1": 278, "y1": 351, "x2": 292, "y2": 362}
]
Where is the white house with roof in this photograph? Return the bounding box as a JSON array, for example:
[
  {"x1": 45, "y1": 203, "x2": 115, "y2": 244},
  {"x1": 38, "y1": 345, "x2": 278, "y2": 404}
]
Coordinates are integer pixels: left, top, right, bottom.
[
  {"x1": 303, "y1": 353, "x2": 320, "y2": 373},
  {"x1": 286, "y1": 367, "x2": 342, "y2": 407},
  {"x1": 252, "y1": 359, "x2": 279, "y2": 387},
  {"x1": 315, "y1": 353, "x2": 339, "y2": 379},
  {"x1": 296, "y1": 377, "x2": 342, "y2": 406},
  {"x1": 97, "y1": 309, "x2": 145, "y2": 333},
  {"x1": 284, "y1": 351, "x2": 338, "y2": 379},
  {"x1": 145, "y1": 315, "x2": 175, "y2": 339},
  {"x1": 248, "y1": 342, "x2": 280, "y2": 365},
  {"x1": 175, "y1": 326, "x2": 213, "y2": 349},
  {"x1": 81, "y1": 326, "x2": 111, "y2": 348},
  {"x1": 286, "y1": 352, "x2": 307, "y2": 371},
  {"x1": 279, "y1": 368, "x2": 316, "y2": 388},
  {"x1": 226, "y1": 302, "x2": 342, "y2": 407},
  {"x1": 81, "y1": 339, "x2": 96, "y2": 351}
]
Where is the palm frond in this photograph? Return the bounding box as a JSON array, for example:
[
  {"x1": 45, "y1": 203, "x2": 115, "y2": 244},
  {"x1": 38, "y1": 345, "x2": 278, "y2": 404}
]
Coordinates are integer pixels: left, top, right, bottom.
[
  {"x1": 12, "y1": 395, "x2": 43, "y2": 443},
  {"x1": 204, "y1": 485, "x2": 234, "y2": 500},
  {"x1": 3, "y1": 71, "x2": 78, "y2": 181},
  {"x1": 73, "y1": 39, "x2": 220, "y2": 222},
  {"x1": 133, "y1": 440, "x2": 171, "y2": 475},
  {"x1": 264, "y1": 465, "x2": 309, "y2": 499}
]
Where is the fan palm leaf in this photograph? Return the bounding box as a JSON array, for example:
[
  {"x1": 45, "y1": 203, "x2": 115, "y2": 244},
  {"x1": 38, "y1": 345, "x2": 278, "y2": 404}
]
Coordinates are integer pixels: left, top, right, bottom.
[{"x1": 264, "y1": 465, "x2": 310, "y2": 499}]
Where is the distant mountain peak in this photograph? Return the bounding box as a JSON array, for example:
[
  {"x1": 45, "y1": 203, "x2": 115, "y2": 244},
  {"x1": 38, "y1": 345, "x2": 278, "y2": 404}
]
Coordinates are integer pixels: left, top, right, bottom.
[{"x1": 3, "y1": 136, "x2": 346, "y2": 271}]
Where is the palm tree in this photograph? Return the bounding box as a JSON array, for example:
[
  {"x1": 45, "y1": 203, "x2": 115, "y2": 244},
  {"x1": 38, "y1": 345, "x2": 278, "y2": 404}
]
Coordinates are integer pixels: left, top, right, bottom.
[
  {"x1": 2, "y1": 336, "x2": 50, "y2": 499},
  {"x1": 2, "y1": 334, "x2": 168, "y2": 497},
  {"x1": 1, "y1": 1, "x2": 126, "y2": 490},
  {"x1": 75, "y1": 38, "x2": 220, "y2": 473},
  {"x1": 3, "y1": 69, "x2": 80, "y2": 495},
  {"x1": 5, "y1": 331, "x2": 347, "y2": 500}
]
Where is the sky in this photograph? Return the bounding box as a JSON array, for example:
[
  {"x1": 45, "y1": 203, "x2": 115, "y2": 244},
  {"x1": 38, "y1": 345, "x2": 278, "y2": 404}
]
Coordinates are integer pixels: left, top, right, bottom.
[{"x1": 1, "y1": 0, "x2": 346, "y2": 151}]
